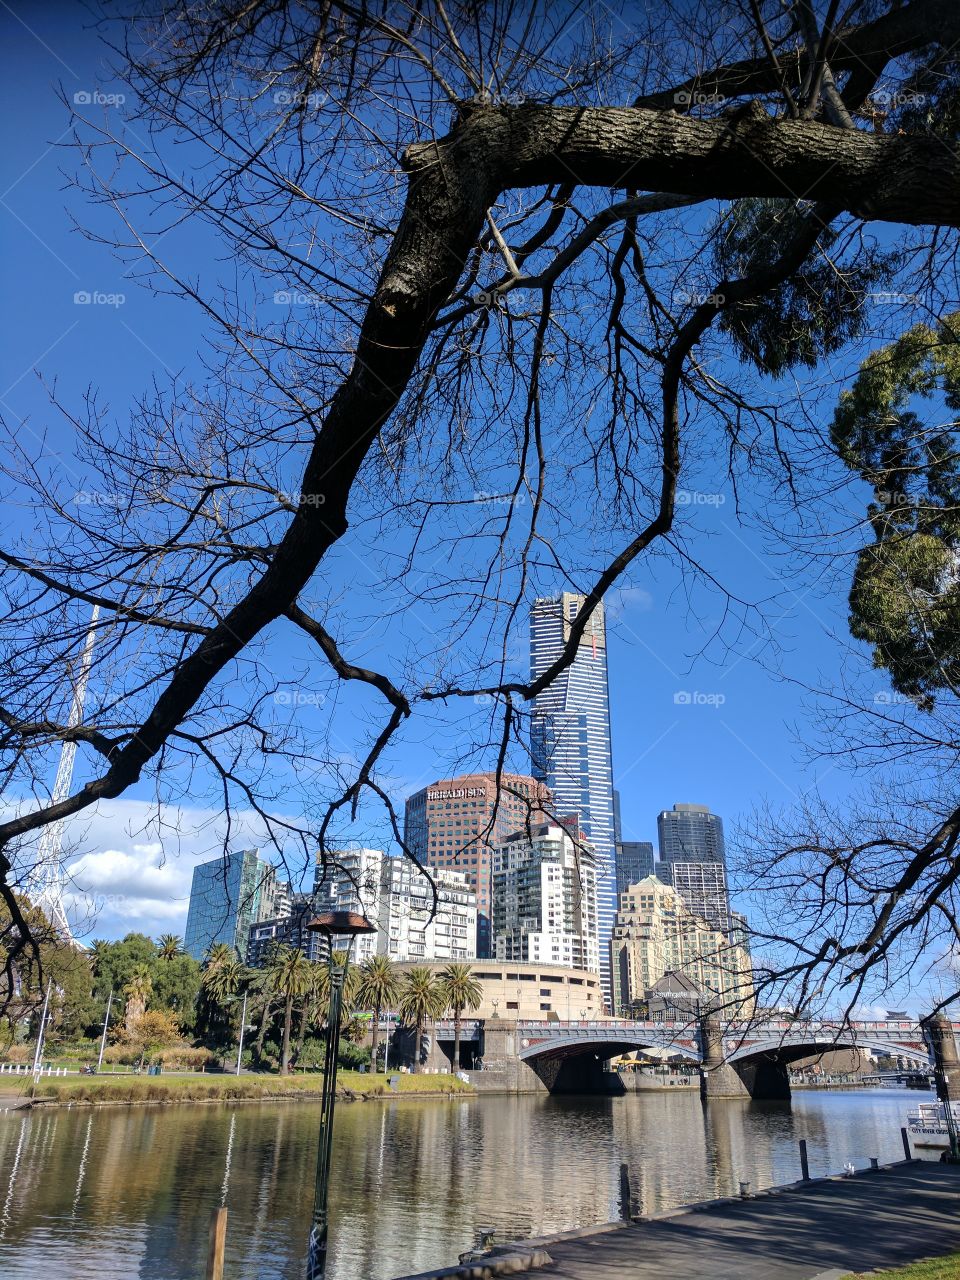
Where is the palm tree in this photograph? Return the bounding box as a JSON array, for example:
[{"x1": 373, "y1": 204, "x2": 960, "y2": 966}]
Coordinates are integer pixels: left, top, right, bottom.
[
  {"x1": 201, "y1": 951, "x2": 246, "y2": 1007},
  {"x1": 264, "y1": 945, "x2": 313, "y2": 1075},
  {"x1": 89, "y1": 939, "x2": 111, "y2": 976},
  {"x1": 398, "y1": 967, "x2": 444, "y2": 1074},
  {"x1": 355, "y1": 955, "x2": 400, "y2": 1071},
  {"x1": 123, "y1": 964, "x2": 153, "y2": 1033},
  {"x1": 157, "y1": 934, "x2": 183, "y2": 961},
  {"x1": 439, "y1": 963, "x2": 482, "y2": 1070}
]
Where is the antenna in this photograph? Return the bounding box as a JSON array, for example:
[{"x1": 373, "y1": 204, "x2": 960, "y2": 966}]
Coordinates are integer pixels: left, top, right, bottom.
[{"x1": 25, "y1": 604, "x2": 100, "y2": 942}]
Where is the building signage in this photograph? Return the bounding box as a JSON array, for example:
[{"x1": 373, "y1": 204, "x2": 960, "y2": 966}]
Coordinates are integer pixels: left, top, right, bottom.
[{"x1": 426, "y1": 786, "x2": 487, "y2": 801}]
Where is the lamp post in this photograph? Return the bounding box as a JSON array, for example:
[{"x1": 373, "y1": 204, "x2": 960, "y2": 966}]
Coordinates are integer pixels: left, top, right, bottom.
[{"x1": 304, "y1": 910, "x2": 376, "y2": 1280}]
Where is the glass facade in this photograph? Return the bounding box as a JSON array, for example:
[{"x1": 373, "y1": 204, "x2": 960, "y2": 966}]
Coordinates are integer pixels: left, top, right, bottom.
[
  {"x1": 183, "y1": 848, "x2": 276, "y2": 961},
  {"x1": 616, "y1": 840, "x2": 656, "y2": 898},
  {"x1": 530, "y1": 593, "x2": 616, "y2": 1004},
  {"x1": 656, "y1": 804, "x2": 730, "y2": 933}
]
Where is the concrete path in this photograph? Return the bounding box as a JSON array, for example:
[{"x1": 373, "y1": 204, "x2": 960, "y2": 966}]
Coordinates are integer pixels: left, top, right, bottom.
[
  {"x1": 512, "y1": 1163, "x2": 960, "y2": 1280},
  {"x1": 397, "y1": 1163, "x2": 960, "y2": 1280}
]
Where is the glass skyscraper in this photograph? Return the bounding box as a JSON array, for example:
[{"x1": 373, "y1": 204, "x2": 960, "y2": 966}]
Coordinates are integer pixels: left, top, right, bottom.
[
  {"x1": 184, "y1": 848, "x2": 279, "y2": 961},
  {"x1": 656, "y1": 803, "x2": 730, "y2": 933},
  {"x1": 616, "y1": 840, "x2": 656, "y2": 899},
  {"x1": 530, "y1": 592, "x2": 617, "y2": 1004}
]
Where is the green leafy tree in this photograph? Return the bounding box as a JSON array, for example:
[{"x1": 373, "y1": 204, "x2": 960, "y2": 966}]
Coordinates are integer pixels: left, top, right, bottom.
[
  {"x1": 90, "y1": 934, "x2": 158, "y2": 1009},
  {"x1": 398, "y1": 967, "x2": 444, "y2": 1074},
  {"x1": 439, "y1": 963, "x2": 482, "y2": 1070},
  {"x1": 355, "y1": 955, "x2": 400, "y2": 1071},
  {"x1": 151, "y1": 952, "x2": 201, "y2": 1029},
  {"x1": 264, "y1": 945, "x2": 313, "y2": 1075},
  {"x1": 832, "y1": 315, "x2": 960, "y2": 707},
  {"x1": 196, "y1": 945, "x2": 248, "y2": 1050}
]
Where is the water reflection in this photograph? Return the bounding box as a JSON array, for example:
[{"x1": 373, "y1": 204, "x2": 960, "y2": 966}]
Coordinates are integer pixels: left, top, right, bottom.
[{"x1": 0, "y1": 1089, "x2": 930, "y2": 1279}]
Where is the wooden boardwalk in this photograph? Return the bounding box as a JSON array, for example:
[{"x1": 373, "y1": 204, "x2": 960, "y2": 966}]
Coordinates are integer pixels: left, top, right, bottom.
[{"x1": 398, "y1": 1161, "x2": 960, "y2": 1280}]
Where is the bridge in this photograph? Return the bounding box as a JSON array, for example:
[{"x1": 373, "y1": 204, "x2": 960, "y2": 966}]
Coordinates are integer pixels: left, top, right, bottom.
[{"x1": 418, "y1": 1013, "x2": 957, "y2": 1100}]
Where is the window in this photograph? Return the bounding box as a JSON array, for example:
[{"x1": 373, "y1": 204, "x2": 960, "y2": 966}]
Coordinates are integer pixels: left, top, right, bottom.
[
  {"x1": 539, "y1": 988, "x2": 551, "y2": 997},
  {"x1": 506, "y1": 1001, "x2": 519, "y2": 1010},
  {"x1": 540, "y1": 1003, "x2": 551, "y2": 1011}
]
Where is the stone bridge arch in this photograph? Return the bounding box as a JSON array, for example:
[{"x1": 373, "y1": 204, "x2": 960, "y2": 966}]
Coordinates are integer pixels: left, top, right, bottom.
[{"x1": 518, "y1": 1032, "x2": 700, "y2": 1093}]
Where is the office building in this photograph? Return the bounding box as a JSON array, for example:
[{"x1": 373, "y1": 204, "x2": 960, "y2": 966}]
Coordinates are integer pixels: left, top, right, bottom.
[
  {"x1": 616, "y1": 841, "x2": 655, "y2": 899},
  {"x1": 609, "y1": 875, "x2": 754, "y2": 1017},
  {"x1": 657, "y1": 802, "x2": 726, "y2": 864},
  {"x1": 661, "y1": 860, "x2": 731, "y2": 934},
  {"x1": 378, "y1": 858, "x2": 477, "y2": 963},
  {"x1": 246, "y1": 893, "x2": 326, "y2": 966},
  {"x1": 492, "y1": 821, "x2": 599, "y2": 974},
  {"x1": 184, "y1": 848, "x2": 282, "y2": 961},
  {"x1": 530, "y1": 593, "x2": 617, "y2": 1004},
  {"x1": 404, "y1": 771, "x2": 550, "y2": 957},
  {"x1": 314, "y1": 848, "x2": 383, "y2": 962},
  {"x1": 656, "y1": 803, "x2": 730, "y2": 933}
]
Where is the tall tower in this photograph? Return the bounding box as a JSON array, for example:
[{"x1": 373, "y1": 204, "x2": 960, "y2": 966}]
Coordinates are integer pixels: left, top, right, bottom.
[
  {"x1": 656, "y1": 803, "x2": 730, "y2": 932},
  {"x1": 529, "y1": 593, "x2": 616, "y2": 1004},
  {"x1": 24, "y1": 605, "x2": 100, "y2": 942}
]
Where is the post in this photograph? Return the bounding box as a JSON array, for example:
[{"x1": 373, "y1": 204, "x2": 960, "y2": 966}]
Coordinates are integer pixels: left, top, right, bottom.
[
  {"x1": 235, "y1": 989, "x2": 248, "y2": 1076},
  {"x1": 96, "y1": 991, "x2": 113, "y2": 1073},
  {"x1": 901, "y1": 1126, "x2": 912, "y2": 1160},
  {"x1": 206, "y1": 1205, "x2": 228, "y2": 1280},
  {"x1": 922, "y1": 1012, "x2": 960, "y2": 1160},
  {"x1": 306, "y1": 956, "x2": 348, "y2": 1279},
  {"x1": 799, "y1": 1139, "x2": 810, "y2": 1181},
  {"x1": 619, "y1": 1163, "x2": 631, "y2": 1221},
  {"x1": 31, "y1": 980, "x2": 52, "y2": 1082}
]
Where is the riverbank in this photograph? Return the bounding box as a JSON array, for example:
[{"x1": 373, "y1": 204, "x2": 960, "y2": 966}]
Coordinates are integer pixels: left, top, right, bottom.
[
  {"x1": 3, "y1": 1070, "x2": 474, "y2": 1109},
  {"x1": 393, "y1": 1161, "x2": 960, "y2": 1280}
]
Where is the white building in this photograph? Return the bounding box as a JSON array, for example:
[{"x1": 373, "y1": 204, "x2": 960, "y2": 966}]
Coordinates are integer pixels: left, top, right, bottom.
[
  {"x1": 378, "y1": 857, "x2": 477, "y2": 962},
  {"x1": 492, "y1": 821, "x2": 599, "y2": 973},
  {"x1": 314, "y1": 848, "x2": 384, "y2": 963}
]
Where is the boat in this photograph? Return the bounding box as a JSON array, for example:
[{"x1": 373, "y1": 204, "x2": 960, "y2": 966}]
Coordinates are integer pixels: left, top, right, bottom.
[{"x1": 906, "y1": 1100, "x2": 960, "y2": 1147}]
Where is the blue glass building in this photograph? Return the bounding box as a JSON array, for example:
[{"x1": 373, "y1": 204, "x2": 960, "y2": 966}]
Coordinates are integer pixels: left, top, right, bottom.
[
  {"x1": 530, "y1": 593, "x2": 617, "y2": 1005},
  {"x1": 184, "y1": 848, "x2": 277, "y2": 961}
]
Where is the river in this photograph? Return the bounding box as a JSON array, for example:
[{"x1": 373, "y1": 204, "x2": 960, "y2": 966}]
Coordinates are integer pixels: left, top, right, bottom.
[{"x1": 0, "y1": 1088, "x2": 934, "y2": 1279}]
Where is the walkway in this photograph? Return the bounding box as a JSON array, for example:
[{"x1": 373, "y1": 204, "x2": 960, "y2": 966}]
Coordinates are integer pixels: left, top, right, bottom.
[{"x1": 400, "y1": 1162, "x2": 960, "y2": 1280}]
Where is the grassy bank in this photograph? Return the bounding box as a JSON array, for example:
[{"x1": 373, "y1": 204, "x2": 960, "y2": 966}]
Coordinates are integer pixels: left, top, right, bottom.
[
  {"x1": 844, "y1": 1254, "x2": 960, "y2": 1278},
  {"x1": 21, "y1": 1070, "x2": 474, "y2": 1107}
]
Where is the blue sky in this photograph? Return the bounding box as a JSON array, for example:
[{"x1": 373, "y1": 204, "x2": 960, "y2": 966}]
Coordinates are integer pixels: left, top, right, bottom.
[{"x1": 0, "y1": 1, "x2": 918, "y2": 1008}]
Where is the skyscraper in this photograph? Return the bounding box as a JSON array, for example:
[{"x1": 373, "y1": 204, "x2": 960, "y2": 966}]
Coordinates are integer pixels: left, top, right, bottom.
[
  {"x1": 530, "y1": 592, "x2": 617, "y2": 1004},
  {"x1": 616, "y1": 840, "x2": 656, "y2": 898},
  {"x1": 656, "y1": 804, "x2": 730, "y2": 933},
  {"x1": 492, "y1": 820, "x2": 599, "y2": 974},
  {"x1": 184, "y1": 849, "x2": 282, "y2": 961},
  {"x1": 657, "y1": 803, "x2": 726, "y2": 864},
  {"x1": 404, "y1": 771, "x2": 550, "y2": 956}
]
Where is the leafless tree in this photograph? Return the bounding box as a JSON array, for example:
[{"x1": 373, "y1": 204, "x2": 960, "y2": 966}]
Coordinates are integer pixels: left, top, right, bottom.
[{"x1": 2, "y1": 0, "x2": 959, "y2": 1006}]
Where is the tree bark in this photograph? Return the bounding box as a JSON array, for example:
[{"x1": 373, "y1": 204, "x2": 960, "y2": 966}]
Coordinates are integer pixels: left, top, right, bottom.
[
  {"x1": 414, "y1": 1017, "x2": 423, "y2": 1075},
  {"x1": 370, "y1": 1002, "x2": 381, "y2": 1072},
  {"x1": 280, "y1": 993, "x2": 293, "y2": 1076},
  {"x1": 453, "y1": 1010, "x2": 461, "y2": 1071}
]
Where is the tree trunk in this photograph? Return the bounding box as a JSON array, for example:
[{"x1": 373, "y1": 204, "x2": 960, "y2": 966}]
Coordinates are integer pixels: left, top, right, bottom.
[
  {"x1": 253, "y1": 998, "x2": 273, "y2": 1067},
  {"x1": 280, "y1": 993, "x2": 294, "y2": 1076},
  {"x1": 414, "y1": 1017, "x2": 423, "y2": 1074},
  {"x1": 453, "y1": 1010, "x2": 461, "y2": 1070},
  {"x1": 290, "y1": 995, "x2": 314, "y2": 1070},
  {"x1": 370, "y1": 1002, "x2": 381, "y2": 1071}
]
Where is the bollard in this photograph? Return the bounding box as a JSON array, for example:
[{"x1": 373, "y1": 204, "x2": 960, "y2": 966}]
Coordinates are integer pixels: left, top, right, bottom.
[
  {"x1": 739, "y1": 1181, "x2": 751, "y2": 1199},
  {"x1": 870, "y1": 1157, "x2": 879, "y2": 1170},
  {"x1": 901, "y1": 1127, "x2": 912, "y2": 1160},
  {"x1": 799, "y1": 1139, "x2": 810, "y2": 1181},
  {"x1": 206, "y1": 1206, "x2": 227, "y2": 1280},
  {"x1": 620, "y1": 1163, "x2": 631, "y2": 1221}
]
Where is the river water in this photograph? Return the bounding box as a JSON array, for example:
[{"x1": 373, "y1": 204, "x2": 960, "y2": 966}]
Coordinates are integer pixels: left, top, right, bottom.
[{"x1": 0, "y1": 1088, "x2": 933, "y2": 1279}]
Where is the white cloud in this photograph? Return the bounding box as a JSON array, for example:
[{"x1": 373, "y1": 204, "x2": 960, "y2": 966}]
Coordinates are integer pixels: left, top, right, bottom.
[{"x1": 18, "y1": 797, "x2": 301, "y2": 942}]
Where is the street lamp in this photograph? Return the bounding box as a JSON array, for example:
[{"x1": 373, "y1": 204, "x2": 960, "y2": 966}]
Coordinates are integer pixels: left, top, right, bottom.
[{"x1": 304, "y1": 910, "x2": 376, "y2": 1280}]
